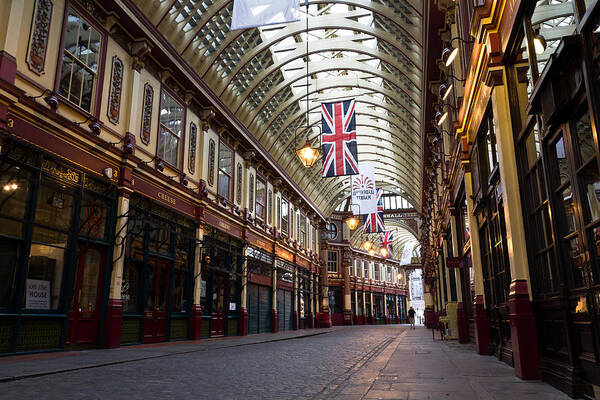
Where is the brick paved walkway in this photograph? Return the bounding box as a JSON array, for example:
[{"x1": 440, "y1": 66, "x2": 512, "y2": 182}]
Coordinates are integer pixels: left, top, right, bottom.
[{"x1": 0, "y1": 326, "x2": 571, "y2": 399}]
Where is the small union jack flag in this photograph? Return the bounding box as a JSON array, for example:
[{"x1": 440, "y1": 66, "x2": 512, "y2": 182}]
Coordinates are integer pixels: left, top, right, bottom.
[
  {"x1": 321, "y1": 99, "x2": 359, "y2": 178},
  {"x1": 363, "y1": 189, "x2": 385, "y2": 233},
  {"x1": 380, "y1": 231, "x2": 394, "y2": 258}
]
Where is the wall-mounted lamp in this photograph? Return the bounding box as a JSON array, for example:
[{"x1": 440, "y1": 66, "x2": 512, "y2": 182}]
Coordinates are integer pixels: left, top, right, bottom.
[
  {"x1": 441, "y1": 37, "x2": 474, "y2": 67},
  {"x1": 534, "y1": 34, "x2": 547, "y2": 55}
]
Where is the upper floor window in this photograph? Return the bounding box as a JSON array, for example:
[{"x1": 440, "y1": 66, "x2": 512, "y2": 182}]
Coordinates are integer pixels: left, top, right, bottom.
[
  {"x1": 58, "y1": 11, "x2": 102, "y2": 112},
  {"x1": 281, "y1": 198, "x2": 289, "y2": 235},
  {"x1": 355, "y1": 259, "x2": 361, "y2": 277},
  {"x1": 327, "y1": 251, "x2": 338, "y2": 272},
  {"x1": 157, "y1": 90, "x2": 184, "y2": 167},
  {"x1": 217, "y1": 142, "x2": 233, "y2": 200},
  {"x1": 363, "y1": 260, "x2": 369, "y2": 278},
  {"x1": 255, "y1": 178, "x2": 266, "y2": 220},
  {"x1": 374, "y1": 263, "x2": 380, "y2": 281},
  {"x1": 387, "y1": 267, "x2": 392, "y2": 282}
]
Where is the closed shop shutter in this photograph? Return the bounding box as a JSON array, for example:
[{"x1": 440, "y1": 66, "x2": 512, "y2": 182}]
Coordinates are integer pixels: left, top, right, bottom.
[
  {"x1": 248, "y1": 284, "x2": 259, "y2": 334},
  {"x1": 277, "y1": 289, "x2": 294, "y2": 331},
  {"x1": 258, "y1": 285, "x2": 272, "y2": 333},
  {"x1": 248, "y1": 284, "x2": 272, "y2": 334}
]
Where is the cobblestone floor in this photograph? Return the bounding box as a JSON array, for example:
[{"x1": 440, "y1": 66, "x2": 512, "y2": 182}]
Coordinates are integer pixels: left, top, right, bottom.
[{"x1": 0, "y1": 326, "x2": 572, "y2": 400}]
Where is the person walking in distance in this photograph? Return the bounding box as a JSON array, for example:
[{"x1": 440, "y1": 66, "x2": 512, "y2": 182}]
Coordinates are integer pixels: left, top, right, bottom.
[{"x1": 408, "y1": 306, "x2": 416, "y2": 329}]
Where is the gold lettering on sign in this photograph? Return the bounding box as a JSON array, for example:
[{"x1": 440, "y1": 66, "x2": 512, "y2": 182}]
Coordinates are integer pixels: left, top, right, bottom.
[
  {"x1": 218, "y1": 221, "x2": 230, "y2": 231},
  {"x1": 7, "y1": 119, "x2": 14, "y2": 128},
  {"x1": 157, "y1": 192, "x2": 176, "y2": 206},
  {"x1": 42, "y1": 159, "x2": 80, "y2": 184}
]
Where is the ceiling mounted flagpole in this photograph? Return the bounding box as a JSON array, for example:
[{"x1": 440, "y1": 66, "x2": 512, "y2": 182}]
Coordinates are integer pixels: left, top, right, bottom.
[{"x1": 295, "y1": 0, "x2": 320, "y2": 168}]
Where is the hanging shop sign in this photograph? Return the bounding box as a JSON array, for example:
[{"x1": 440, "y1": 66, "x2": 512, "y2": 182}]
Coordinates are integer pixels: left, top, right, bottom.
[{"x1": 275, "y1": 246, "x2": 294, "y2": 262}]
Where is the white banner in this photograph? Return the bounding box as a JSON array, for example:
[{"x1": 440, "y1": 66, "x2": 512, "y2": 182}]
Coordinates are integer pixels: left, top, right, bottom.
[
  {"x1": 400, "y1": 245, "x2": 413, "y2": 266},
  {"x1": 231, "y1": 0, "x2": 301, "y2": 30},
  {"x1": 351, "y1": 163, "x2": 377, "y2": 215}
]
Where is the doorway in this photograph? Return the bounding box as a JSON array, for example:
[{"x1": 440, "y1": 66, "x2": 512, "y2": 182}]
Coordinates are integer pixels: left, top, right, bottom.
[
  {"x1": 67, "y1": 245, "x2": 106, "y2": 347},
  {"x1": 211, "y1": 274, "x2": 226, "y2": 336},
  {"x1": 143, "y1": 258, "x2": 170, "y2": 343}
]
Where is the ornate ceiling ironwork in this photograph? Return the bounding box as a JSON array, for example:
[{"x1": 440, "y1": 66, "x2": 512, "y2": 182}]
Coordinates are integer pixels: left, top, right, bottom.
[{"x1": 135, "y1": 0, "x2": 423, "y2": 215}]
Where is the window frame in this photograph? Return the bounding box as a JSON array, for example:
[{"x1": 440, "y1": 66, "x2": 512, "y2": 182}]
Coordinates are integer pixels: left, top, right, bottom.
[
  {"x1": 217, "y1": 140, "x2": 234, "y2": 201},
  {"x1": 55, "y1": 3, "x2": 107, "y2": 116},
  {"x1": 156, "y1": 87, "x2": 186, "y2": 169},
  {"x1": 281, "y1": 197, "x2": 289, "y2": 236},
  {"x1": 327, "y1": 250, "x2": 338, "y2": 273},
  {"x1": 255, "y1": 176, "x2": 266, "y2": 221}
]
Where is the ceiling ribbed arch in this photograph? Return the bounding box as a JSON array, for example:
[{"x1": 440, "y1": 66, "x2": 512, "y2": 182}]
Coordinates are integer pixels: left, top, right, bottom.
[{"x1": 134, "y1": 0, "x2": 423, "y2": 218}]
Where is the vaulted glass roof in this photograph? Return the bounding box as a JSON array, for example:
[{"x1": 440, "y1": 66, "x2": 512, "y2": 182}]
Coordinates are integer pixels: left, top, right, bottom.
[{"x1": 135, "y1": 0, "x2": 423, "y2": 215}]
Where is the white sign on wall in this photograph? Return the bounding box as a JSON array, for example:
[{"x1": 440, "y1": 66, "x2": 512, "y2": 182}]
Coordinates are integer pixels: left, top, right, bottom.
[
  {"x1": 26, "y1": 279, "x2": 50, "y2": 309},
  {"x1": 351, "y1": 163, "x2": 377, "y2": 214}
]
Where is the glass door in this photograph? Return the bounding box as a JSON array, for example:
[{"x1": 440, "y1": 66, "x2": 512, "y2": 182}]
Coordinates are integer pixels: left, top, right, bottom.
[
  {"x1": 210, "y1": 274, "x2": 226, "y2": 336},
  {"x1": 143, "y1": 258, "x2": 170, "y2": 343},
  {"x1": 67, "y1": 245, "x2": 105, "y2": 346}
]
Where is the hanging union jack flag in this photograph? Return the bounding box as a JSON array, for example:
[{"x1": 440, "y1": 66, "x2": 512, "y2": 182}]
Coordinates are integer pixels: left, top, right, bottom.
[
  {"x1": 321, "y1": 99, "x2": 359, "y2": 178},
  {"x1": 363, "y1": 188, "x2": 385, "y2": 233},
  {"x1": 380, "y1": 231, "x2": 394, "y2": 258}
]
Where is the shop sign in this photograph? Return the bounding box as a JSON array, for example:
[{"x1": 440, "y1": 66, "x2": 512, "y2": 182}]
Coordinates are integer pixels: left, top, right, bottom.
[
  {"x1": 205, "y1": 211, "x2": 242, "y2": 238},
  {"x1": 26, "y1": 279, "x2": 50, "y2": 309},
  {"x1": 247, "y1": 232, "x2": 272, "y2": 253},
  {"x1": 132, "y1": 175, "x2": 195, "y2": 217},
  {"x1": 275, "y1": 246, "x2": 293, "y2": 262},
  {"x1": 446, "y1": 257, "x2": 463, "y2": 268},
  {"x1": 229, "y1": 302, "x2": 236, "y2": 311}
]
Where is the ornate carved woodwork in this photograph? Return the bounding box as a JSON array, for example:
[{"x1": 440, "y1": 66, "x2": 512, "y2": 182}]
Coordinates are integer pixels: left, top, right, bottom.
[
  {"x1": 27, "y1": 0, "x2": 53, "y2": 75},
  {"x1": 236, "y1": 163, "x2": 242, "y2": 204},
  {"x1": 188, "y1": 122, "x2": 197, "y2": 174},
  {"x1": 107, "y1": 56, "x2": 123, "y2": 124},
  {"x1": 140, "y1": 83, "x2": 153, "y2": 145},
  {"x1": 208, "y1": 139, "x2": 215, "y2": 186}
]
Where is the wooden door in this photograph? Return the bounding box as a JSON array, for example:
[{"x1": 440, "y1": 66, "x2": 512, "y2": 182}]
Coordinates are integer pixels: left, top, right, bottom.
[
  {"x1": 67, "y1": 245, "x2": 105, "y2": 346},
  {"x1": 211, "y1": 274, "x2": 226, "y2": 336},
  {"x1": 143, "y1": 258, "x2": 170, "y2": 343}
]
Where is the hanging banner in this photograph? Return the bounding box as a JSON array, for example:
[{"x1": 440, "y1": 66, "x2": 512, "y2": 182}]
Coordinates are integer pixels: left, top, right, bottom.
[
  {"x1": 363, "y1": 188, "x2": 385, "y2": 233},
  {"x1": 321, "y1": 99, "x2": 359, "y2": 178},
  {"x1": 231, "y1": 0, "x2": 301, "y2": 30},
  {"x1": 400, "y1": 245, "x2": 413, "y2": 265},
  {"x1": 351, "y1": 162, "x2": 376, "y2": 215}
]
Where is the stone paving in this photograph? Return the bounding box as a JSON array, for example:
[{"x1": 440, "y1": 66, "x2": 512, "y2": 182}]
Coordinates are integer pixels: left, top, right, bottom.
[{"x1": 0, "y1": 325, "x2": 571, "y2": 400}]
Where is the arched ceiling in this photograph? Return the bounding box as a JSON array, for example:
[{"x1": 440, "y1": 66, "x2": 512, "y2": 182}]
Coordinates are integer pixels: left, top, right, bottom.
[{"x1": 134, "y1": 0, "x2": 423, "y2": 216}]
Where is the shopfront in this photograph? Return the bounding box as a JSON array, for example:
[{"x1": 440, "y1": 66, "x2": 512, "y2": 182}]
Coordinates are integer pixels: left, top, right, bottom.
[
  {"x1": 373, "y1": 292, "x2": 385, "y2": 324},
  {"x1": 386, "y1": 294, "x2": 396, "y2": 323},
  {"x1": 276, "y1": 258, "x2": 294, "y2": 331},
  {"x1": 0, "y1": 143, "x2": 117, "y2": 354},
  {"x1": 119, "y1": 195, "x2": 195, "y2": 344},
  {"x1": 356, "y1": 290, "x2": 365, "y2": 325},
  {"x1": 199, "y1": 228, "x2": 242, "y2": 337},
  {"x1": 246, "y1": 245, "x2": 273, "y2": 335},
  {"x1": 297, "y1": 267, "x2": 311, "y2": 329}
]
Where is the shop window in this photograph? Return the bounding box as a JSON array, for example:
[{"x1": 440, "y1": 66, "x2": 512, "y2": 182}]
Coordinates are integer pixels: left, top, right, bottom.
[
  {"x1": 327, "y1": 251, "x2": 338, "y2": 272},
  {"x1": 582, "y1": 165, "x2": 600, "y2": 222},
  {"x1": 172, "y1": 230, "x2": 191, "y2": 313},
  {"x1": 217, "y1": 142, "x2": 233, "y2": 200},
  {"x1": 58, "y1": 11, "x2": 102, "y2": 112},
  {"x1": 157, "y1": 90, "x2": 184, "y2": 167},
  {"x1": 281, "y1": 198, "x2": 289, "y2": 236},
  {"x1": 553, "y1": 136, "x2": 570, "y2": 187},
  {"x1": 0, "y1": 240, "x2": 19, "y2": 309},
  {"x1": 0, "y1": 168, "x2": 30, "y2": 239},
  {"x1": 255, "y1": 178, "x2": 265, "y2": 220},
  {"x1": 25, "y1": 244, "x2": 66, "y2": 310},
  {"x1": 121, "y1": 261, "x2": 140, "y2": 313},
  {"x1": 574, "y1": 109, "x2": 594, "y2": 165},
  {"x1": 79, "y1": 194, "x2": 108, "y2": 239}
]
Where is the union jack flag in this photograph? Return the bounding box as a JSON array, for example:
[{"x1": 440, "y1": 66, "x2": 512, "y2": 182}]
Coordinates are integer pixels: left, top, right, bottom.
[
  {"x1": 321, "y1": 99, "x2": 359, "y2": 178},
  {"x1": 380, "y1": 231, "x2": 394, "y2": 258},
  {"x1": 363, "y1": 188, "x2": 385, "y2": 233}
]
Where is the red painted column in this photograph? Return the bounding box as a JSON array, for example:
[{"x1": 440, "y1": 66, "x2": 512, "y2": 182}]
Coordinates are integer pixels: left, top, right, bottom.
[
  {"x1": 272, "y1": 309, "x2": 279, "y2": 333},
  {"x1": 509, "y1": 280, "x2": 540, "y2": 379},
  {"x1": 103, "y1": 299, "x2": 123, "y2": 348},
  {"x1": 474, "y1": 295, "x2": 490, "y2": 355},
  {"x1": 239, "y1": 307, "x2": 248, "y2": 336},
  {"x1": 457, "y1": 302, "x2": 468, "y2": 343}
]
